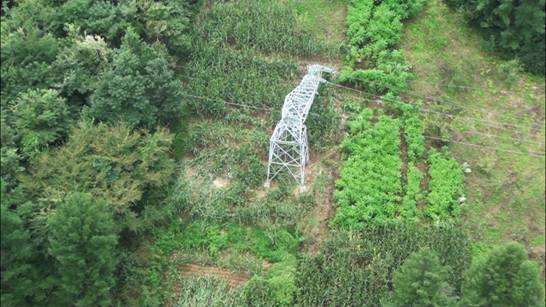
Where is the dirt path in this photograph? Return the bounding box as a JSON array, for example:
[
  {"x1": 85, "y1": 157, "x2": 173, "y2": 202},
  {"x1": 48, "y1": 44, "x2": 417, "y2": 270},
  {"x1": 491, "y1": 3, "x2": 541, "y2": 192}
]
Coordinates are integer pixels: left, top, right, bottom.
[{"x1": 179, "y1": 264, "x2": 250, "y2": 288}]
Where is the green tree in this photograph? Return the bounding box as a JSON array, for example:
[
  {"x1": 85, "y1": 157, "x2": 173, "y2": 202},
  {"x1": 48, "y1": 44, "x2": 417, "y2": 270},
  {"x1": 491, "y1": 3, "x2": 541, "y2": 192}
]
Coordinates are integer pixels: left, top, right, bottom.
[
  {"x1": 11, "y1": 89, "x2": 71, "y2": 157},
  {"x1": 52, "y1": 29, "x2": 111, "y2": 105},
  {"x1": 0, "y1": 27, "x2": 60, "y2": 102},
  {"x1": 462, "y1": 242, "x2": 545, "y2": 306},
  {"x1": 391, "y1": 249, "x2": 455, "y2": 306},
  {"x1": 48, "y1": 192, "x2": 118, "y2": 306},
  {"x1": 89, "y1": 28, "x2": 183, "y2": 128},
  {"x1": 0, "y1": 202, "x2": 36, "y2": 305},
  {"x1": 25, "y1": 120, "x2": 175, "y2": 231}
]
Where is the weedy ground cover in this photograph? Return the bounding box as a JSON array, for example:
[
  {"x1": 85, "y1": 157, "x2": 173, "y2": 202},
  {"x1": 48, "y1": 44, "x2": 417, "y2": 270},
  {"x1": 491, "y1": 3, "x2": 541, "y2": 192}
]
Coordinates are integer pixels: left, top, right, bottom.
[
  {"x1": 402, "y1": 0, "x2": 545, "y2": 260},
  {"x1": 128, "y1": 0, "x2": 347, "y2": 304}
]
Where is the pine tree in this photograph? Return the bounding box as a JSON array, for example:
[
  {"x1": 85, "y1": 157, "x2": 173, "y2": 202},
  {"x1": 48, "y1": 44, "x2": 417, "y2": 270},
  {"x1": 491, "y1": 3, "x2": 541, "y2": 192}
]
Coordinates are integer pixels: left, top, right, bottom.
[
  {"x1": 47, "y1": 192, "x2": 118, "y2": 306},
  {"x1": 0, "y1": 202, "x2": 36, "y2": 305},
  {"x1": 462, "y1": 242, "x2": 545, "y2": 307},
  {"x1": 391, "y1": 249, "x2": 455, "y2": 306}
]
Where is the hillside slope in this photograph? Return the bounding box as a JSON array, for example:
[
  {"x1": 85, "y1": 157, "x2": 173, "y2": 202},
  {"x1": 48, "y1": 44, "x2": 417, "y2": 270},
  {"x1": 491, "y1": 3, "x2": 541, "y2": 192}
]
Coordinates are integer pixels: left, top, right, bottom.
[{"x1": 402, "y1": 0, "x2": 545, "y2": 263}]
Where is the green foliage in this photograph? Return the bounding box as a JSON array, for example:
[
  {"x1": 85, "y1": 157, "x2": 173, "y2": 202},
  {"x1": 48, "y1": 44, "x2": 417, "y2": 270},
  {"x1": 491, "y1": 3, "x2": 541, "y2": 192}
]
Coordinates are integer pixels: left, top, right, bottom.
[
  {"x1": 334, "y1": 108, "x2": 402, "y2": 227},
  {"x1": 0, "y1": 202, "x2": 37, "y2": 305},
  {"x1": 12, "y1": 89, "x2": 71, "y2": 157},
  {"x1": 157, "y1": 221, "x2": 299, "y2": 263},
  {"x1": 54, "y1": 0, "x2": 194, "y2": 55},
  {"x1": 295, "y1": 222, "x2": 471, "y2": 306},
  {"x1": 123, "y1": 0, "x2": 193, "y2": 56},
  {"x1": 242, "y1": 255, "x2": 297, "y2": 306},
  {"x1": 0, "y1": 116, "x2": 24, "y2": 193},
  {"x1": 48, "y1": 192, "x2": 118, "y2": 306},
  {"x1": 462, "y1": 242, "x2": 545, "y2": 306},
  {"x1": 89, "y1": 29, "x2": 183, "y2": 127},
  {"x1": 427, "y1": 149, "x2": 464, "y2": 220},
  {"x1": 445, "y1": 0, "x2": 545, "y2": 74},
  {"x1": 182, "y1": 44, "x2": 298, "y2": 115},
  {"x1": 401, "y1": 163, "x2": 424, "y2": 220},
  {"x1": 391, "y1": 249, "x2": 455, "y2": 306},
  {"x1": 403, "y1": 110, "x2": 426, "y2": 162},
  {"x1": 198, "y1": 0, "x2": 325, "y2": 56},
  {"x1": 340, "y1": 0, "x2": 425, "y2": 94},
  {"x1": 0, "y1": 27, "x2": 61, "y2": 102},
  {"x1": 52, "y1": 31, "x2": 111, "y2": 104},
  {"x1": 25, "y1": 121, "x2": 174, "y2": 231}
]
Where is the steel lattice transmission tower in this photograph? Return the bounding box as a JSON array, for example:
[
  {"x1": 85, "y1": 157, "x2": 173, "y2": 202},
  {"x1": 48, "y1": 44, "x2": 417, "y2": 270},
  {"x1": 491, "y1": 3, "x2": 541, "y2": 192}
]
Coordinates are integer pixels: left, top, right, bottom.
[{"x1": 265, "y1": 64, "x2": 336, "y2": 189}]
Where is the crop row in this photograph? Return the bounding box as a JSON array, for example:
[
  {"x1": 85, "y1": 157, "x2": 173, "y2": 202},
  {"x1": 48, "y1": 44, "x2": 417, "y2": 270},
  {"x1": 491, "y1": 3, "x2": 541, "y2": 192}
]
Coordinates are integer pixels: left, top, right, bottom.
[
  {"x1": 339, "y1": 0, "x2": 425, "y2": 94},
  {"x1": 333, "y1": 109, "x2": 402, "y2": 228}
]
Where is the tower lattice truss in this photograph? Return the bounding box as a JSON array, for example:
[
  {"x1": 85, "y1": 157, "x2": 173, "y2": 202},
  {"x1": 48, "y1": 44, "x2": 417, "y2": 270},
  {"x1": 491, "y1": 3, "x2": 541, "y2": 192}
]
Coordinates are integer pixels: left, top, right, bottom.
[{"x1": 266, "y1": 64, "x2": 336, "y2": 188}]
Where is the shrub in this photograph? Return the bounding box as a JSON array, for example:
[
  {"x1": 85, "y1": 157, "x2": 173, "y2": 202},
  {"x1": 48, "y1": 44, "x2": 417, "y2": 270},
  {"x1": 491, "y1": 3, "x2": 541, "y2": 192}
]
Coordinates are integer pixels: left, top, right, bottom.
[
  {"x1": 89, "y1": 29, "x2": 182, "y2": 127},
  {"x1": 11, "y1": 89, "x2": 71, "y2": 157},
  {"x1": 340, "y1": 0, "x2": 423, "y2": 93},
  {"x1": 391, "y1": 249, "x2": 455, "y2": 306},
  {"x1": 462, "y1": 242, "x2": 545, "y2": 306},
  {"x1": 48, "y1": 192, "x2": 118, "y2": 306},
  {"x1": 242, "y1": 255, "x2": 297, "y2": 306},
  {"x1": 25, "y1": 120, "x2": 174, "y2": 231},
  {"x1": 427, "y1": 149, "x2": 464, "y2": 220}
]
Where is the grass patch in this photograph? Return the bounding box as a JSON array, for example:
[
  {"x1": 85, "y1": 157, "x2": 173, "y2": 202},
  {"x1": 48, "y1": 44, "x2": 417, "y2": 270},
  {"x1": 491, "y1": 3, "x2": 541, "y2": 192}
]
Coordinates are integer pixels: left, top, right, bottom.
[{"x1": 402, "y1": 0, "x2": 545, "y2": 254}]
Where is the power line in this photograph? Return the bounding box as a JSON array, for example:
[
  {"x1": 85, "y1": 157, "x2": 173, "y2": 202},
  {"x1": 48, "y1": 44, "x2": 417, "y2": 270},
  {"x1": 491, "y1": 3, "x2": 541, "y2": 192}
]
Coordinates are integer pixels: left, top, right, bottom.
[
  {"x1": 326, "y1": 81, "x2": 541, "y2": 130},
  {"x1": 179, "y1": 83, "x2": 544, "y2": 157},
  {"x1": 326, "y1": 81, "x2": 544, "y2": 133},
  {"x1": 410, "y1": 79, "x2": 545, "y2": 93},
  {"x1": 424, "y1": 135, "x2": 545, "y2": 158},
  {"x1": 327, "y1": 86, "x2": 545, "y2": 153}
]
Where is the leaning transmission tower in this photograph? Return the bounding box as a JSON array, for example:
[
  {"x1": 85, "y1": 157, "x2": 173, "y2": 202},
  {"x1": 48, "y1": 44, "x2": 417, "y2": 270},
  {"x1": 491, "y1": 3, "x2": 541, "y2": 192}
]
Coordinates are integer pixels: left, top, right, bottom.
[{"x1": 265, "y1": 64, "x2": 336, "y2": 190}]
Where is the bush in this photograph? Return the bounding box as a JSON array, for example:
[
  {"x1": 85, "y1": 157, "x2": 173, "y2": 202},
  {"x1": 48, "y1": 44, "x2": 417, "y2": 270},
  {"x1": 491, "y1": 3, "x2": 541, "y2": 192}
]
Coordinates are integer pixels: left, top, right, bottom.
[
  {"x1": 89, "y1": 29, "x2": 183, "y2": 128},
  {"x1": 340, "y1": 0, "x2": 424, "y2": 93},
  {"x1": 25, "y1": 120, "x2": 174, "y2": 231},
  {"x1": 403, "y1": 111, "x2": 425, "y2": 162},
  {"x1": 48, "y1": 192, "x2": 118, "y2": 305},
  {"x1": 242, "y1": 255, "x2": 297, "y2": 306},
  {"x1": 391, "y1": 249, "x2": 455, "y2": 306},
  {"x1": 12, "y1": 89, "x2": 71, "y2": 157},
  {"x1": 462, "y1": 242, "x2": 545, "y2": 306}
]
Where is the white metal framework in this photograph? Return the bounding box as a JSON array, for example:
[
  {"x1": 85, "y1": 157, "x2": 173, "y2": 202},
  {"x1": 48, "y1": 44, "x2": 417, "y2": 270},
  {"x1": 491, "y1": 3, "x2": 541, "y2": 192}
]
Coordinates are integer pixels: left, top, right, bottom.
[{"x1": 265, "y1": 64, "x2": 336, "y2": 189}]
